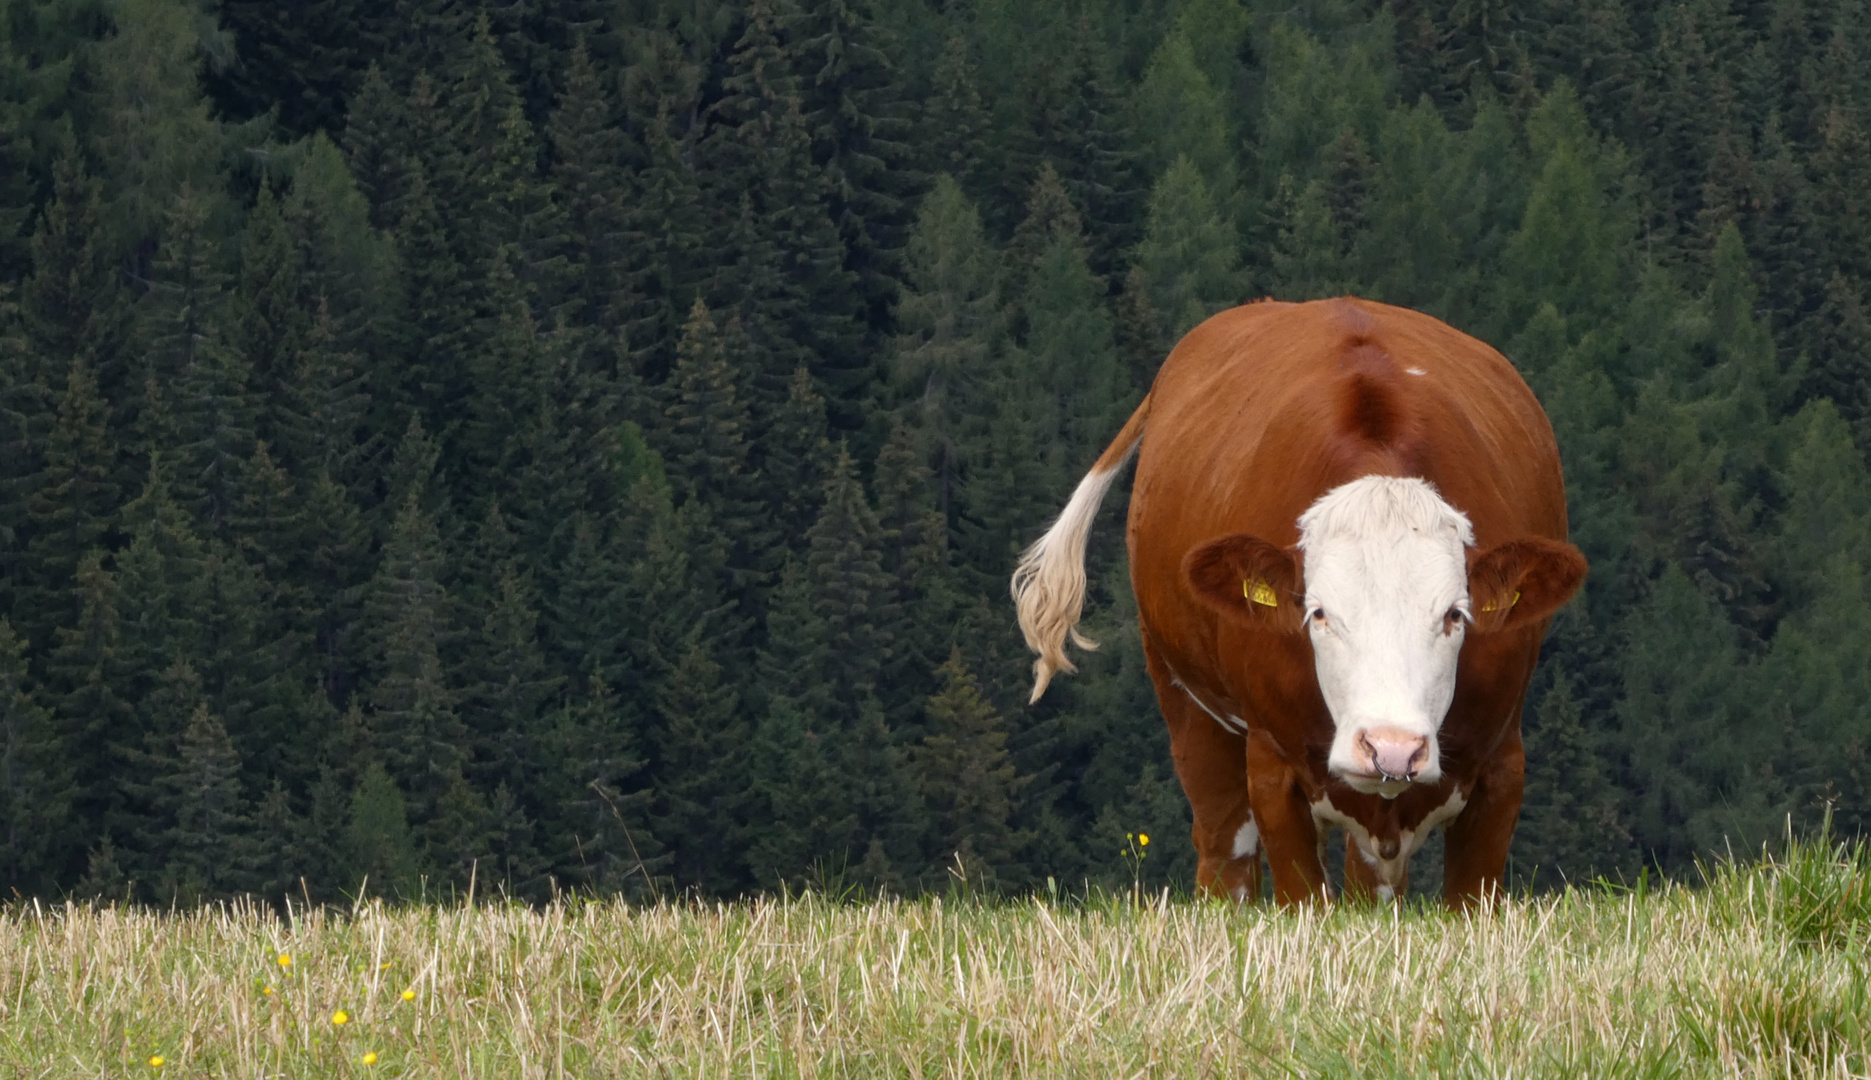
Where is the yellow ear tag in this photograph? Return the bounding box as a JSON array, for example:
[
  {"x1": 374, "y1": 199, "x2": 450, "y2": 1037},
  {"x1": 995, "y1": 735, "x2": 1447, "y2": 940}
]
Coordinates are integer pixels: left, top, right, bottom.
[
  {"x1": 1479, "y1": 591, "x2": 1521, "y2": 613},
  {"x1": 1244, "y1": 579, "x2": 1278, "y2": 608}
]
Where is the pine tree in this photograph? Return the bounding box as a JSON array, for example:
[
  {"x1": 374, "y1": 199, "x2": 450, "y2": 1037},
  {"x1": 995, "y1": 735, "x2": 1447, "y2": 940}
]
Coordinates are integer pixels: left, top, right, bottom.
[
  {"x1": 151, "y1": 703, "x2": 257, "y2": 903},
  {"x1": 1011, "y1": 16, "x2": 1143, "y2": 276},
  {"x1": 659, "y1": 299, "x2": 774, "y2": 596},
  {"x1": 21, "y1": 145, "x2": 128, "y2": 404},
  {"x1": 920, "y1": 33, "x2": 992, "y2": 203},
  {"x1": 141, "y1": 184, "x2": 259, "y2": 534},
  {"x1": 1512, "y1": 671, "x2": 1633, "y2": 888},
  {"x1": 782, "y1": 0, "x2": 919, "y2": 327},
  {"x1": 234, "y1": 183, "x2": 310, "y2": 451},
  {"x1": 650, "y1": 639, "x2": 747, "y2": 894},
  {"x1": 748, "y1": 449, "x2": 910, "y2": 887},
  {"x1": 361, "y1": 486, "x2": 469, "y2": 843},
  {"x1": 703, "y1": 2, "x2": 865, "y2": 421},
  {"x1": 205, "y1": 0, "x2": 374, "y2": 136},
  {"x1": 87, "y1": 0, "x2": 228, "y2": 258},
  {"x1": 44, "y1": 550, "x2": 132, "y2": 880},
  {"x1": 21, "y1": 356, "x2": 119, "y2": 643},
  {"x1": 0, "y1": 618, "x2": 70, "y2": 894},
  {"x1": 1131, "y1": 27, "x2": 1238, "y2": 208},
  {"x1": 1133, "y1": 155, "x2": 1245, "y2": 342},
  {"x1": 762, "y1": 366, "x2": 833, "y2": 550},
  {"x1": 545, "y1": 671, "x2": 659, "y2": 897},
  {"x1": 343, "y1": 760, "x2": 420, "y2": 899},
  {"x1": 908, "y1": 648, "x2": 1029, "y2": 886},
  {"x1": 546, "y1": 38, "x2": 631, "y2": 336},
  {"x1": 343, "y1": 64, "x2": 410, "y2": 230},
  {"x1": 890, "y1": 175, "x2": 1003, "y2": 525}
]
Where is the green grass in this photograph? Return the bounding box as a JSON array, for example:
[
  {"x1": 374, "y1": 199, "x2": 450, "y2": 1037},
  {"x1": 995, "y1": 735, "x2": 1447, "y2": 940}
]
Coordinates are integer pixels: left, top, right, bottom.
[{"x1": 2, "y1": 837, "x2": 1867, "y2": 1078}]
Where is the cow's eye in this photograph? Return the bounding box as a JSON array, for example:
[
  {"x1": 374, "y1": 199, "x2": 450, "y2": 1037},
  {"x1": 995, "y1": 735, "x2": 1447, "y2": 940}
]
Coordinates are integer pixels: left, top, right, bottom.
[
  {"x1": 1444, "y1": 607, "x2": 1466, "y2": 629},
  {"x1": 1308, "y1": 607, "x2": 1327, "y2": 625}
]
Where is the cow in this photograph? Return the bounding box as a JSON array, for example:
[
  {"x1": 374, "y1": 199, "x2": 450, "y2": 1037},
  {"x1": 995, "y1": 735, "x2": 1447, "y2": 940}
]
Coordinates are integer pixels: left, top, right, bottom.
[{"x1": 1012, "y1": 297, "x2": 1587, "y2": 907}]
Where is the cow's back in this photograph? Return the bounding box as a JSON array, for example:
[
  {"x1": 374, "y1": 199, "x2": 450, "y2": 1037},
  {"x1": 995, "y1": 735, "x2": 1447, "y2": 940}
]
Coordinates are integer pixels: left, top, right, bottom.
[{"x1": 1129, "y1": 297, "x2": 1566, "y2": 723}]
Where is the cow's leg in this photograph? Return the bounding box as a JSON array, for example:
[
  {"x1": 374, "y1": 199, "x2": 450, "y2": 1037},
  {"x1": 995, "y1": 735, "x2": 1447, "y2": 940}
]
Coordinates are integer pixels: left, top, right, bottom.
[
  {"x1": 1142, "y1": 640, "x2": 1260, "y2": 901},
  {"x1": 1342, "y1": 842, "x2": 1409, "y2": 902},
  {"x1": 1244, "y1": 728, "x2": 1328, "y2": 904},
  {"x1": 1442, "y1": 733, "x2": 1526, "y2": 908}
]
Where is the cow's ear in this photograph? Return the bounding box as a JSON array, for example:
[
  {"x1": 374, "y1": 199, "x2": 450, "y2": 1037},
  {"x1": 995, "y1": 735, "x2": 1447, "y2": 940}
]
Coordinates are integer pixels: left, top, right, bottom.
[
  {"x1": 1466, "y1": 537, "x2": 1588, "y2": 633},
  {"x1": 1183, "y1": 534, "x2": 1304, "y2": 633}
]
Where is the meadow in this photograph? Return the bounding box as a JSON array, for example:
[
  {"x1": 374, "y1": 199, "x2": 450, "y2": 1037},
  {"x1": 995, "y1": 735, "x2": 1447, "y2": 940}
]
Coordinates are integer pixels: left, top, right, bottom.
[{"x1": 2, "y1": 837, "x2": 1866, "y2": 1080}]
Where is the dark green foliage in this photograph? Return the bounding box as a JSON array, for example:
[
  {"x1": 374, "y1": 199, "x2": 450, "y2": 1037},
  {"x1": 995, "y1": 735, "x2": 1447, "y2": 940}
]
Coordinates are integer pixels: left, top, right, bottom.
[
  {"x1": 1, "y1": 0, "x2": 1869, "y2": 906},
  {"x1": 0, "y1": 619, "x2": 69, "y2": 893},
  {"x1": 909, "y1": 648, "x2": 1029, "y2": 886}
]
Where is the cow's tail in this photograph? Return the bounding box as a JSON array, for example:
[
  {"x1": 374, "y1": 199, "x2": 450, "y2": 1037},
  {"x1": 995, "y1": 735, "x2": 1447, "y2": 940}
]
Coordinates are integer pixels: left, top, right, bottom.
[{"x1": 1012, "y1": 394, "x2": 1151, "y2": 704}]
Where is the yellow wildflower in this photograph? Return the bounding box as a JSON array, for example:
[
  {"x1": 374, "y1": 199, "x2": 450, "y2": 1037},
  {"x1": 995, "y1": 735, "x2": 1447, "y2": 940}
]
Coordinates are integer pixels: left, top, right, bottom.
[
  {"x1": 401, "y1": 989, "x2": 416, "y2": 1001},
  {"x1": 277, "y1": 954, "x2": 292, "y2": 968},
  {"x1": 379, "y1": 961, "x2": 392, "y2": 970},
  {"x1": 332, "y1": 1010, "x2": 350, "y2": 1026},
  {"x1": 362, "y1": 1052, "x2": 379, "y2": 1065},
  {"x1": 262, "y1": 986, "x2": 275, "y2": 996},
  {"x1": 148, "y1": 1056, "x2": 165, "y2": 1068},
  {"x1": 1139, "y1": 833, "x2": 1150, "y2": 847}
]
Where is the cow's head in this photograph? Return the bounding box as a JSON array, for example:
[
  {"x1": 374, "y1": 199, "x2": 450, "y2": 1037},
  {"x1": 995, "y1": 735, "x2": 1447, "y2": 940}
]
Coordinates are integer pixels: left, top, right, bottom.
[{"x1": 1183, "y1": 476, "x2": 1586, "y2": 798}]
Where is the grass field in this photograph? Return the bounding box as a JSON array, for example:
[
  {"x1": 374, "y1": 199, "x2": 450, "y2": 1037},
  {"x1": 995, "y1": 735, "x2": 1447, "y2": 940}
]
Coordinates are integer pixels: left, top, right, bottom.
[{"x1": 2, "y1": 837, "x2": 1867, "y2": 1079}]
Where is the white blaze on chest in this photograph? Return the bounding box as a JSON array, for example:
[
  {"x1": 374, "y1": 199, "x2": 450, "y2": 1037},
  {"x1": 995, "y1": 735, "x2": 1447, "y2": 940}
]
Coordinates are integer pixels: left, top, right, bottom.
[
  {"x1": 1297, "y1": 477, "x2": 1475, "y2": 793},
  {"x1": 1310, "y1": 786, "x2": 1468, "y2": 893}
]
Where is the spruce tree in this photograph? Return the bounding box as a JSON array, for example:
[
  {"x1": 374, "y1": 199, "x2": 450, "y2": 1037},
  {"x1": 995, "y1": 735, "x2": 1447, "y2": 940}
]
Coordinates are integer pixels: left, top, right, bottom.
[
  {"x1": 782, "y1": 0, "x2": 919, "y2": 327},
  {"x1": 1512, "y1": 671, "x2": 1633, "y2": 888},
  {"x1": 150, "y1": 703, "x2": 257, "y2": 903},
  {"x1": 920, "y1": 34, "x2": 992, "y2": 203},
  {"x1": 1133, "y1": 155, "x2": 1245, "y2": 342},
  {"x1": 361, "y1": 486, "x2": 471, "y2": 853},
  {"x1": 343, "y1": 760, "x2": 420, "y2": 899},
  {"x1": 0, "y1": 618, "x2": 70, "y2": 894},
  {"x1": 650, "y1": 639, "x2": 747, "y2": 895},
  {"x1": 21, "y1": 356, "x2": 119, "y2": 643},
  {"x1": 908, "y1": 647, "x2": 1029, "y2": 886},
  {"x1": 44, "y1": 550, "x2": 132, "y2": 880},
  {"x1": 546, "y1": 671, "x2": 659, "y2": 897},
  {"x1": 890, "y1": 175, "x2": 1003, "y2": 525},
  {"x1": 546, "y1": 38, "x2": 631, "y2": 336},
  {"x1": 141, "y1": 184, "x2": 259, "y2": 534},
  {"x1": 21, "y1": 145, "x2": 127, "y2": 405}
]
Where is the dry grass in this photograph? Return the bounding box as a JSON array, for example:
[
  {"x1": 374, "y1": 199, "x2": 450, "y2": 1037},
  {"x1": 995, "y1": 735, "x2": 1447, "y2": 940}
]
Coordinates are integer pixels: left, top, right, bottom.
[{"x1": 2, "y1": 853, "x2": 1867, "y2": 1078}]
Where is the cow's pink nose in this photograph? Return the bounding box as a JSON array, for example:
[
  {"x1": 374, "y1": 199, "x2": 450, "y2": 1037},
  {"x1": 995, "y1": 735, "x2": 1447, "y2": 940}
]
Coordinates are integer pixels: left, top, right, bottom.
[{"x1": 1357, "y1": 728, "x2": 1429, "y2": 781}]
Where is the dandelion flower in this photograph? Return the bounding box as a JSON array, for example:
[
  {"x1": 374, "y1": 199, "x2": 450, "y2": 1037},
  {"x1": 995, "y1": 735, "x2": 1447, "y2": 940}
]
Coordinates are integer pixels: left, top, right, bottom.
[
  {"x1": 401, "y1": 989, "x2": 416, "y2": 1001},
  {"x1": 148, "y1": 1056, "x2": 165, "y2": 1068},
  {"x1": 277, "y1": 954, "x2": 292, "y2": 968},
  {"x1": 1139, "y1": 833, "x2": 1150, "y2": 847},
  {"x1": 361, "y1": 1052, "x2": 379, "y2": 1065},
  {"x1": 332, "y1": 1010, "x2": 350, "y2": 1026},
  {"x1": 262, "y1": 986, "x2": 275, "y2": 996}
]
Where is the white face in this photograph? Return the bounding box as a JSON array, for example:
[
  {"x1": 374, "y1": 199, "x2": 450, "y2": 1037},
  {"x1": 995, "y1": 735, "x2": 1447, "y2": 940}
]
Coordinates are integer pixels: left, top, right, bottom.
[{"x1": 1297, "y1": 479, "x2": 1473, "y2": 797}]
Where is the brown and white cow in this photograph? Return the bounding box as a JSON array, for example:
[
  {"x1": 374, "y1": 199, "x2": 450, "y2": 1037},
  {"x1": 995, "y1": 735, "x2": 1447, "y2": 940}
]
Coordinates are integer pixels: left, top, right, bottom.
[{"x1": 1013, "y1": 297, "x2": 1586, "y2": 907}]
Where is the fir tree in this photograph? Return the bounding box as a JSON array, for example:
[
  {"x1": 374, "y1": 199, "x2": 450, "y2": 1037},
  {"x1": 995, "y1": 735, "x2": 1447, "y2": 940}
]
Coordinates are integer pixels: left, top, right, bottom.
[
  {"x1": 343, "y1": 760, "x2": 420, "y2": 899},
  {"x1": 908, "y1": 648, "x2": 1029, "y2": 886},
  {"x1": 650, "y1": 639, "x2": 747, "y2": 895},
  {"x1": 1512, "y1": 671, "x2": 1633, "y2": 888},
  {"x1": 21, "y1": 356, "x2": 119, "y2": 642},
  {"x1": 0, "y1": 619, "x2": 70, "y2": 894},
  {"x1": 890, "y1": 175, "x2": 1002, "y2": 525},
  {"x1": 150, "y1": 703, "x2": 257, "y2": 903},
  {"x1": 1132, "y1": 155, "x2": 1245, "y2": 342},
  {"x1": 545, "y1": 38, "x2": 631, "y2": 335}
]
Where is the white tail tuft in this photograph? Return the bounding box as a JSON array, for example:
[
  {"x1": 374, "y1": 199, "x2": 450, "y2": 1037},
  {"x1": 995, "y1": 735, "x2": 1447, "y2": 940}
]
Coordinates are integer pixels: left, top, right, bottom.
[{"x1": 1011, "y1": 432, "x2": 1147, "y2": 702}]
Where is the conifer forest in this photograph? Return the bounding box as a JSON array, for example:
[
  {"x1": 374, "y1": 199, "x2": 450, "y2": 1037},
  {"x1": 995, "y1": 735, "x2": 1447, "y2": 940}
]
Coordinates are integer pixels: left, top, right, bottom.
[{"x1": 2, "y1": 0, "x2": 1870, "y2": 906}]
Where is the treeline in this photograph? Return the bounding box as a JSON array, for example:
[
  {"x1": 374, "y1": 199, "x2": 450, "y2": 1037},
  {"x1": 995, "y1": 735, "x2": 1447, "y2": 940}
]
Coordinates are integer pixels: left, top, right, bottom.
[{"x1": 0, "y1": 0, "x2": 1867, "y2": 905}]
